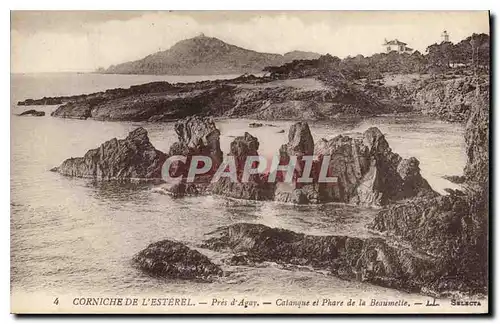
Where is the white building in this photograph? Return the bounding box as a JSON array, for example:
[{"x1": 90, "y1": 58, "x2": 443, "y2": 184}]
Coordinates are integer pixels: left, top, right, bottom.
[{"x1": 383, "y1": 39, "x2": 414, "y2": 54}]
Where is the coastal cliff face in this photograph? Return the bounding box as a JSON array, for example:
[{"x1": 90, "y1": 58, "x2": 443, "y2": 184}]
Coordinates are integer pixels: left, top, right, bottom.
[
  {"x1": 368, "y1": 93, "x2": 489, "y2": 296},
  {"x1": 411, "y1": 75, "x2": 489, "y2": 123},
  {"x1": 464, "y1": 94, "x2": 489, "y2": 184},
  {"x1": 365, "y1": 74, "x2": 489, "y2": 123},
  {"x1": 52, "y1": 127, "x2": 166, "y2": 181}
]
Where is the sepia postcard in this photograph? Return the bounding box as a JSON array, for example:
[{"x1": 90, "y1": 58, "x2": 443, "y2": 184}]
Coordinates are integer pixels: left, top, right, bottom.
[{"x1": 10, "y1": 10, "x2": 490, "y2": 314}]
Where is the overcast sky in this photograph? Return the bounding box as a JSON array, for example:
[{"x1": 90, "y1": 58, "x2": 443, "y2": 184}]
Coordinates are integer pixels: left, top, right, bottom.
[{"x1": 11, "y1": 11, "x2": 490, "y2": 73}]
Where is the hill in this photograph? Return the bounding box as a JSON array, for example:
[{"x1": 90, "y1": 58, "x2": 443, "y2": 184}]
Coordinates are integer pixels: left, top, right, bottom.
[{"x1": 103, "y1": 35, "x2": 321, "y2": 75}]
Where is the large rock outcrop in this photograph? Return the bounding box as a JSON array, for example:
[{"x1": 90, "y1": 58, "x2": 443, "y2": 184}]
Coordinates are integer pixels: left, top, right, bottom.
[
  {"x1": 274, "y1": 122, "x2": 435, "y2": 206},
  {"x1": 368, "y1": 189, "x2": 487, "y2": 296},
  {"x1": 160, "y1": 118, "x2": 435, "y2": 206},
  {"x1": 161, "y1": 117, "x2": 223, "y2": 197},
  {"x1": 280, "y1": 122, "x2": 315, "y2": 158},
  {"x1": 210, "y1": 132, "x2": 275, "y2": 200},
  {"x1": 274, "y1": 122, "x2": 320, "y2": 204},
  {"x1": 202, "y1": 223, "x2": 445, "y2": 294},
  {"x1": 52, "y1": 127, "x2": 166, "y2": 181},
  {"x1": 133, "y1": 240, "x2": 223, "y2": 281},
  {"x1": 169, "y1": 117, "x2": 223, "y2": 163},
  {"x1": 318, "y1": 127, "x2": 436, "y2": 206}
]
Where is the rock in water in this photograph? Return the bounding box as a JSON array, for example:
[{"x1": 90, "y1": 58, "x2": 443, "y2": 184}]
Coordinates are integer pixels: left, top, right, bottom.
[
  {"x1": 172, "y1": 116, "x2": 223, "y2": 160},
  {"x1": 316, "y1": 127, "x2": 436, "y2": 206},
  {"x1": 161, "y1": 117, "x2": 223, "y2": 196},
  {"x1": 210, "y1": 132, "x2": 275, "y2": 200},
  {"x1": 281, "y1": 122, "x2": 314, "y2": 157},
  {"x1": 133, "y1": 240, "x2": 222, "y2": 280},
  {"x1": 202, "y1": 223, "x2": 441, "y2": 293},
  {"x1": 18, "y1": 109, "x2": 45, "y2": 117},
  {"x1": 397, "y1": 157, "x2": 434, "y2": 198},
  {"x1": 274, "y1": 122, "x2": 318, "y2": 204},
  {"x1": 53, "y1": 127, "x2": 166, "y2": 181},
  {"x1": 274, "y1": 122, "x2": 435, "y2": 206},
  {"x1": 160, "y1": 118, "x2": 435, "y2": 206},
  {"x1": 167, "y1": 117, "x2": 223, "y2": 177}
]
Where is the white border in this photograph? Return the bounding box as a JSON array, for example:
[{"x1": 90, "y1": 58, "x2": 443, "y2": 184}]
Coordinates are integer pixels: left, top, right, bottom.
[{"x1": 3, "y1": 1, "x2": 498, "y2": 323}]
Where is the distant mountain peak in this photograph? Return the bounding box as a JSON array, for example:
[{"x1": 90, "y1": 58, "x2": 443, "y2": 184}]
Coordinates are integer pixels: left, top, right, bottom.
[{"x1": 103, "y1": 36, "x2": 321, "y2": 75}]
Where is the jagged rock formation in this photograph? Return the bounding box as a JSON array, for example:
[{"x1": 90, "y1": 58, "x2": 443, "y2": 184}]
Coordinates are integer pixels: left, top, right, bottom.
[
  {"x1": 160, "y1": 117, "x2": 434, "y2": 206},
  {"x1": 51, "y1": 127, "x2": 166, "y2": 181},
  {"x1": 169, "y1": 116, "x2": 223, "y2": 169},
  {"x1": 275, "y1": 122, "x2": 435, "y2": 206},
  {"x1": 321, "y1": 127, "x2": 436, "y2": 206},
  {"x1": 274, "y1": 122, "x2": 319, "y2": 204},
  {"x1": 368, "y1": 93, "x2": 489, "y2": 296},
  {"x1": 133, "y1": 240, "x2": 222, "y2": 280},
  {"x1": 209, "y1": 132, "x2": 275, "y2": 200},
  {"x1": 280, "y1": 122, "x2": 315, "y2": 157},
  {"x1": 161, "y1": 117, "x2": 223, "y2": 197},
  {"x1": 202, "y1": 223, "x2": 443, "y2": 294},
  {"x1": 18, "y1": 109, "x2": 45, "y2": 117}
]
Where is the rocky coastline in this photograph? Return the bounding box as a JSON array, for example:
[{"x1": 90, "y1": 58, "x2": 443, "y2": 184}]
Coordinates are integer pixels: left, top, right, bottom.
[
  {"x1": 17, "y1": 72, "x2": 487, "y2": 124},
  {"x1": 41, "y1": 71, "x2": 488, "y2": 297},
  {"x1": 137, "y1": 94, "x2": 487, "y2": 296},
  {"x1": 15, "y1": 74, "x2": 385, "y2": 122}
]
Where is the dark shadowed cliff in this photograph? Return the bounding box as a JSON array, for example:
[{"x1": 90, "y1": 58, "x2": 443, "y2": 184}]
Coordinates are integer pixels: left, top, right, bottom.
[{"x1": 368, "y1": 92, "x2": 489, "y2": 296}]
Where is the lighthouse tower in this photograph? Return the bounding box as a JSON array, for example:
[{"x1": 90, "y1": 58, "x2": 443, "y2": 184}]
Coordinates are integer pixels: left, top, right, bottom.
[{"x1": 441, "y1": 30, "x2": 450, "y2": 43}]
